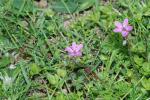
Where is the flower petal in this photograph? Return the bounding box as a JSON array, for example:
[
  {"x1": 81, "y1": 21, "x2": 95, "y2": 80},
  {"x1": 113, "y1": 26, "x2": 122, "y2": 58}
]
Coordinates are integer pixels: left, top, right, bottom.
[
  {"x1": 125, "y1": 25, "x2": 133, "y2": 31},
  {"x1": 114, "y1": 21, "x2": 123, "y2": 28},
  {"x1": 75, "y1": 44, "x2": 83, "y2": 52},
  {"x1": 76, "y1": 52, "x2": 82, "y2": 56},
  {"x1": 121, "y1": 31, "x2": 129, "y2": 37},
  {"x1": 66, "y1": 42, "x2": 83, "y2": 57},
  {"x1": 113, "y1": 28, "x2": 122, "y2": 33},
  {"x1": 123, "y1": 18, "x2": 128, "y2": 27},
  {"x1": 69, "y1": 53, "x2": 75, "y2": 57},
  {"x1": 65, "y1": 47, "x2": 73, "y2": 53},
  {"x1": 75, "y1": 52, "x2": 82, "y2": 57}
]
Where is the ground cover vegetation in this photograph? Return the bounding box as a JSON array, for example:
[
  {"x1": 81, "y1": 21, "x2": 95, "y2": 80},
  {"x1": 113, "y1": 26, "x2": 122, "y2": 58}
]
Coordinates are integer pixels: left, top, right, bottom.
[{"x1": 0, "y1": 0, "x2": 150, "y2": 99}]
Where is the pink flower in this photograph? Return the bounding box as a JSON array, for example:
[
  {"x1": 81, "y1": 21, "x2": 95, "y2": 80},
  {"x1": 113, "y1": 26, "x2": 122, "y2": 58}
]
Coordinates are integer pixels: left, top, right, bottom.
[
  {"x1": 113, "y1": 18, "x2": 133, "y2": 38},
  {"x1": 65, "y1": 42, "x2": 83, "y2": 57}
]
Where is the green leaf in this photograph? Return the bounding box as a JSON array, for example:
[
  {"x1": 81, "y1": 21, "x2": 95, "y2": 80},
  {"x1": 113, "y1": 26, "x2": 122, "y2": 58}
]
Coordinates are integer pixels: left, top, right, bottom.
[
  {"x1": 52, "y1": 1, "x2": 78, "y2": 13},
  {"x1": 131, "y1": 42, "x2": 146, "y2": 53},
  {"x1": 56, "y1": 94, "x2": 67, "y2": 100},
  {"x1": 46, "y1": 74, "x2": 59, "y2": 85},
  {"x1": 143, "y1": 7, "x2": 150, "y2": 16},
  {"x1": 140, "y1": 62, "x2": 150, "y2": 75},
  {"x1": 0, "y1": 0, "x2": 5, "y2": 6},
  {"x1": 141, "y1": 78, "x2": 150, "y2": 90},
  {"x1": 52, "y1": 0, "x2": 95, "y2": 13},
  {"x1": 134, "y1": 55, "x2": 144, "y2": 66},
  {"x1": 77, "y1": 0, "x2": 95, "y2": 12},
  {"x1": 13, "y1": 0, "x2": 25, "y2": 9},
  {"x1": 29, "y1": 63, "x2": 41, "y2": 76},
  {"x1": 57, "y1": 69, "x2": 67, "y2": 78},
  {"x1": 0, "y1": 57, "x2": 11, "y2": 68},
  {"x1": 127, "y1": 70, "x2": 133, "y2": 77},
  {"x1": 100, "y1": 54, "x2": 108, "y2": 61},
  {"x1": 114, "y1": 81, "x2": 131, "y2": 96},
  {"x1": 12, "y1": 0, "x2": 33, "y2": 14},
  {"x1": 44, "y1": 9, "x2": 55, "y2": 17}
]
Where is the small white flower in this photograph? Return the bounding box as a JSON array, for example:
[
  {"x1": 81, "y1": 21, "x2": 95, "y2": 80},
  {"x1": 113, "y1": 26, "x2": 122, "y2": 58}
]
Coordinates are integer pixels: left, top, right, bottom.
[
  {"x1": 3, "y1": 76, "x2": 13, "y2": 85},
  {"x1": 9, "y1": 64, "x2": 16, "y2": 69},
  {"x1": 0, "y1": 74, "x2": 13, "y2": 90},
  {"x1": 5, "y1": 52, "x2": 9, "y2": 57},
  {"x1": 0, "y1": 73, "x2": 13, "y2": 85},
  {"x1": 11, "y1": 51, "x2": 17, "y2": 56}
]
